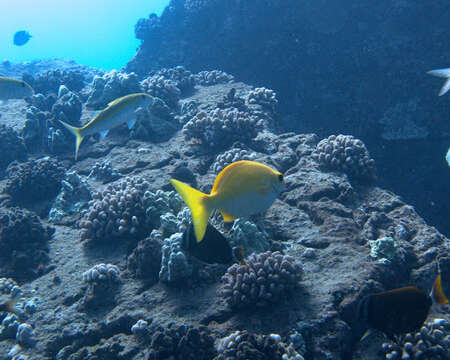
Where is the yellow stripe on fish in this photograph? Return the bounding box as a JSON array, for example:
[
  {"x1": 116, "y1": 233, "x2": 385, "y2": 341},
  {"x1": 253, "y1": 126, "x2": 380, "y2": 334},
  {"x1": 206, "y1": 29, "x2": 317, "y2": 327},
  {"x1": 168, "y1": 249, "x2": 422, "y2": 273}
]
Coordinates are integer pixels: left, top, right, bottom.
[
  {"x1": 170, "y1": 160, "x2": 285, "y2": 242},
  {"x1": 0, "y1": 76, "x2": 34, "y2": 100},
  {"x1": 59, "y1": 93, "x2": 154, "y2": 160}
]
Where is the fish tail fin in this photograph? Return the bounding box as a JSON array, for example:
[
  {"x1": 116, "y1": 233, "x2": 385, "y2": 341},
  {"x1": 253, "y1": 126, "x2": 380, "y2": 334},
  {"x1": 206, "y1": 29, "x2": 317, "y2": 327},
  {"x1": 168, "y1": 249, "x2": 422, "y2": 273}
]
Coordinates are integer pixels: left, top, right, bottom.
[
  {"x1": 427, "y1": 68, "x2": 450, "y2": 96},
  {"x1": 430, "y1": 263, "x2": 449, "y2": 305},
  {"x1": 58, "y1": 120, "x2": 84, "y2": 160},
  {"x1": 170, "y1": 178, "x2": 211, "y2": 243}
]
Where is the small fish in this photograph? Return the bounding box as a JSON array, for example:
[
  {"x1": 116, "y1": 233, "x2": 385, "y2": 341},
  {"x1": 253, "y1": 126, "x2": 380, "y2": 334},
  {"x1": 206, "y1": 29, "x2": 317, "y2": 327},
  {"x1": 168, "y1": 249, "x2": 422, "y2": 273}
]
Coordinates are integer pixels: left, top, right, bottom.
[
  {"x1": 170, "y1": 160, "x2": 285, "y2": 243},
  {"x1": 182, "y1": 222, "x2": 246, "y2": 265},
  {"x1": 59, "y1": 93, "x2": 154, "y2": 160},
  {"x1": 13, "y1": 30, "x2": 32, "y2": 46},
  {"x1": 446, "y1": 147, "x2": 450, "y2": 167},
  {"x1": 427, "y1": 68, "x2": 450, "y2": 96},
  {"x1": 0, "y1": 77, "x2": 34, "y2": 101},
  {"x1": 358, "y1": 269, "x2": 449, "y2": 340}
]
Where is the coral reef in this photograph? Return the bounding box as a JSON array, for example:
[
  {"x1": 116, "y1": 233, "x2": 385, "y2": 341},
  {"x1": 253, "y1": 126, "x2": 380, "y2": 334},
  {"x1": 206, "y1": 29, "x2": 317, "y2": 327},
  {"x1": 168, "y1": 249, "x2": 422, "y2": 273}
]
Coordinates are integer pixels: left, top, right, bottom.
[
  {"x1": 215, "y1": 330, "x2": 304, "y2": 360},
  {"x1": 87, "y1": 161, "x2": 120, "y2": 184},
  {"x1": 131, "y1": 319, "x2": 150, "y2": 341},
  {"x1": 127, "y1": 234, "x2": 162, "y2": 285},
  {"x1": 0, "y1": 125, "x2": 27, "y2": 175},
  {"x1": 381, "y1": 318, "x2": 449, "y2": 360},
  {"x1": 229, "y1": 219, "x2": 271, "y2": 255},
  {"x1": 194, "y1": 70, "x2": 234, "y2": 86},
  {"x1": 86, "y1": 70, "x2": 142, "y2": 109},
  {"x1": 150, "y1": 66, "x2": 196, "y2": 94},
  {"x1": 80, "y1": 264, "x2": 121, "y2": 311},
  {"x1": 82, "y1": 263, "x2": 121, "y2": 284},
  {"x1": 22, "y1": 69, "x2": 87, "y2": 95},
  {"x1": 368, "y1": 236, "x2": 399, "y2": 264},
  {"x1": 145, "y1": 323, "x2": 216, "y2": 360},
  {"x1": 246, "y1": 87, "x2": 278, "y2": 111},
  {"x1": 0, "y1": 278, "x2": 22, "y2": 298},
  {"x1": 22, "y1": 86, "x2": 82, "y2": 154},
  {"x1": 182, "y1": 108, "x2": 263, "y2": 150},
  {"x1": 0, "y1": 207, "x2": 53, "y2": 281},
  {"x1": 79, "y1": 176, "x2": 151, "y2": 245},
  {"x1": 48, "y1": 171, "x2": 92, "y2": 223},
  {"x1": 219, "y1": 251, "x2": 303, "y2": 309},
  {"x1": 141, "y1": 74, "x2": 181, "y2": 109},
  {"x1": 314, "y1": 134, "x2": 376, "y2": 180},
  {"x1": 16, "y1": 323, "x2": 35, "y2": 347},
  {"x1": 159, "y1": 233, "x2": 192, "y2": 285},
  {"x1": 4, "y1": 157, "x2": 65, "y2": 208},
  {"x1": 212, "y1": 147, "x2": 256, "y2": 173}
]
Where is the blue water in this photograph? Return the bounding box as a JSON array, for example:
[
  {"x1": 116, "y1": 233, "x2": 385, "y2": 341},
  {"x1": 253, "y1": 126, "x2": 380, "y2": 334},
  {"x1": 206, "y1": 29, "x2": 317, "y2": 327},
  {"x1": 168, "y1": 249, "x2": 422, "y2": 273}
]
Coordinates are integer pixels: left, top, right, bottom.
[{"x1": 0, "y1": 0, "x2": 169, "y2": 70}]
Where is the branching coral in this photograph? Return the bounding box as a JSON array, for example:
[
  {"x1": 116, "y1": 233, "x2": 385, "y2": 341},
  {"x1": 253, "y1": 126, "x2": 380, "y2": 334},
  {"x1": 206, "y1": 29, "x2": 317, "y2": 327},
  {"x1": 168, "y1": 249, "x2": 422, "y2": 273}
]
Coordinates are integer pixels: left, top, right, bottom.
[
  {"x1": 0, "y1": 207, "x2": 53, "y2": 280},
  {"x1": 212, "y1": 147, "x2": 257, "y2": 173},
  {"x1": 22, "y1": 69, "x2": 86, "y2": 95},
  {"x1": 86, "y1": 70, "x2": 142, "y2": 109},
  {"x1": 79, "y1": 176, "x2": 151, "y2": 245},
  {"x1": 182, "y1": 108, "x2": 263, "y2": 150},
  {"x1": 215, "y1": 330, "x2": 304, "y2": 360},
  {"x1": 219, "y1": 251, "x2": 303, "y2": 309},
  {"x1": 0, "y1": 125, "x2": 27, "y2": 174},
  {"x1": 4, "y1": 157, "x2": 65, "y2": 207},
  {"x1": 314, "y1": 134, "x2": 376, "y2": 180},
  {"x1": 194, "y1": 70, "x2": 234, "y2": 85},
  {"x1": 381, "y1": 318, "x2": 449, "y2": 360},
  {"x1": 145, "y1": 323, "x2": 216, "y2": 360}
]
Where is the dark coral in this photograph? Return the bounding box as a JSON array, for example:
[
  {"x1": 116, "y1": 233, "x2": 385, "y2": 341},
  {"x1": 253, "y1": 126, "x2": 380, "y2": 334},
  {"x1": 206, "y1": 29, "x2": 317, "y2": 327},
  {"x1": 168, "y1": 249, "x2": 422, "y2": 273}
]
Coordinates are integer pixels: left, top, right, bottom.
[
  {"x1": 0, "y1": 207, "x2": 53, "y2": 281},
  {"x1": 78, "y1": 177, "x2": 152, "y2": 246},
  {"x1": 127, "y1": 236, "x2": 163, "y2": 285},
  {"x1": 22, "y1": 69, "x2": 86, "y2": 95},
  {"x1": 219, "y1": 251, "x2": 303, "y2": 310},
  {"x1": 145, "y1": 323, "x2": 215, "y2": 360},
  {"x1": 0, "y1": 125, "x2": 27, "y2": 175},
  {"x1": 314, "y1": 134, "x2": 376, "y2": 181},
  {"x1": 4, "y1": 157, "x2": 65, "y2": 209}
]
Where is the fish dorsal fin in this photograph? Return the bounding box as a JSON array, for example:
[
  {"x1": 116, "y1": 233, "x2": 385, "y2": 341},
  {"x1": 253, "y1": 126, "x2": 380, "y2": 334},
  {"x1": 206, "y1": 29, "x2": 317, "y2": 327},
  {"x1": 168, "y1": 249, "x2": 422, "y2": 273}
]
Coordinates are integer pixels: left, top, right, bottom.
[
  {"x1": 220, "y1": 210, "x2": 237, "y2": 223},
  {"x1": 99, "y1": 129, "x2": 109, "y2": 139},
  {"x1": 431, "y1": 273, "x2": 449, "y2": 305}
]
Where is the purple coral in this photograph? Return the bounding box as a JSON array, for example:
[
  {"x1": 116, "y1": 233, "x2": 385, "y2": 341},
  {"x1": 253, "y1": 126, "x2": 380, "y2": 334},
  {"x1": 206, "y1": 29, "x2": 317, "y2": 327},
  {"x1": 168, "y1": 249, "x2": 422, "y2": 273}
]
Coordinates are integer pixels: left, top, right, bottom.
[{"x1": 220, "y1": 251, "x2": 303, "y2": 309}]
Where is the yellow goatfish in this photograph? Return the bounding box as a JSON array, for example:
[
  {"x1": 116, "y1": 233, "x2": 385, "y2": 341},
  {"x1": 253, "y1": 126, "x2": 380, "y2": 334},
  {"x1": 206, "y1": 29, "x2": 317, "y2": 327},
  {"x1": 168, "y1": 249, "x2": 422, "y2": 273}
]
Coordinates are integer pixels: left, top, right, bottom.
[
  {"x1": 59, "y1": 93, "x2": 154, "y2": 160},
  {"x1": 170, "y1": 160, "x2": 285, "y2": 242},
  {"x1": 0, "y1": 76, "x2": 34, "y2": 100}
]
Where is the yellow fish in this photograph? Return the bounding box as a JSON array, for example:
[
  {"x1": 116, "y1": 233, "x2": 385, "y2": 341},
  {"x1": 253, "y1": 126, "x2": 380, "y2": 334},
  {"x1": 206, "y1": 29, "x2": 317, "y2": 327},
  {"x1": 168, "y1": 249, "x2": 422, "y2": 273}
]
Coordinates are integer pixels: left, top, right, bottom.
[
  {"x1": 0, "y1": 76, "x2": 34, "y2": 100},
  {"x1": 170, "y1": 160, "x2": 285, "y2": 242},
  {"x1": 59, "y1": 93, "x2": 154, "y2": 160}
]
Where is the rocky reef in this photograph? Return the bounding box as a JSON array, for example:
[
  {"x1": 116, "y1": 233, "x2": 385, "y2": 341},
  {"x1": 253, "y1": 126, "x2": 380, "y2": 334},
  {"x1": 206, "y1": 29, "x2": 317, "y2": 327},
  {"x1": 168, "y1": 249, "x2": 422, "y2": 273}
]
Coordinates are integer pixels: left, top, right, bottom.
[
  {"x1": 0, "y1": 59, "x2": 448, "y2": 360},
  {"x1": 127, "y1": 0, "x2": 450, "y2": 239}
]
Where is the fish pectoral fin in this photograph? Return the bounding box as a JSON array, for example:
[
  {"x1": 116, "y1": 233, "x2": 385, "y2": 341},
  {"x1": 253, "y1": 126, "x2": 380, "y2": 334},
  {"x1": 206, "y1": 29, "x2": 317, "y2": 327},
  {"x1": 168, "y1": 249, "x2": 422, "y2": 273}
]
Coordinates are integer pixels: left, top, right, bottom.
[
  {"x1": 220, "y1": 210, "x2": 237, "y2": 223},
  {"x1": 127, "y1": 118, "x2": 136, "y2": 129},
  {"x1": 439, "y1": 78, "x2": 450, "y2": 96},
  {"x1": 99, "y1": 129, "x2": 109, "y2": 139}
]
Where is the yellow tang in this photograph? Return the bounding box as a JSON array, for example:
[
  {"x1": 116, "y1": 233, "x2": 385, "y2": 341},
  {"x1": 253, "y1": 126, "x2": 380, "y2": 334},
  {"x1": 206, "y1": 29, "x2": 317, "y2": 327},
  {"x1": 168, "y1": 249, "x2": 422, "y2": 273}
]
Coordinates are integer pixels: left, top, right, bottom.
[{"x1": 170, "y1": 160, "x2": 285, "y2": 242}]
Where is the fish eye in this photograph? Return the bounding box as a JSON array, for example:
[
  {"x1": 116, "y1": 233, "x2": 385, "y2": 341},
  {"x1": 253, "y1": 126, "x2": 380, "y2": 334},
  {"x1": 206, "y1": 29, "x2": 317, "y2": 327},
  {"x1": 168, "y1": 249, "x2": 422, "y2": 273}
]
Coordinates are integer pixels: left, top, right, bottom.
[{"x1": 278, "y1": 174, "x2": 283, "y2": 182}]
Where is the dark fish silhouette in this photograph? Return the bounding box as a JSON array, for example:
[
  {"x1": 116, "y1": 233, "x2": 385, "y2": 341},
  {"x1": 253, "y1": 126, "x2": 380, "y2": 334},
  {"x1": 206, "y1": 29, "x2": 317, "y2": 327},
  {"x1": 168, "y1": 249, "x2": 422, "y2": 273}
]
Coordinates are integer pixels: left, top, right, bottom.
[
  {"x1": 358, "y1": 271, "x2": 449, "y2": 340},
  {"x1": 182, "y1": 222, "x2": 245, "y2": 265},
  {"x1": 13, "y1": 30, "x2": 32, "y2": 46}
]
